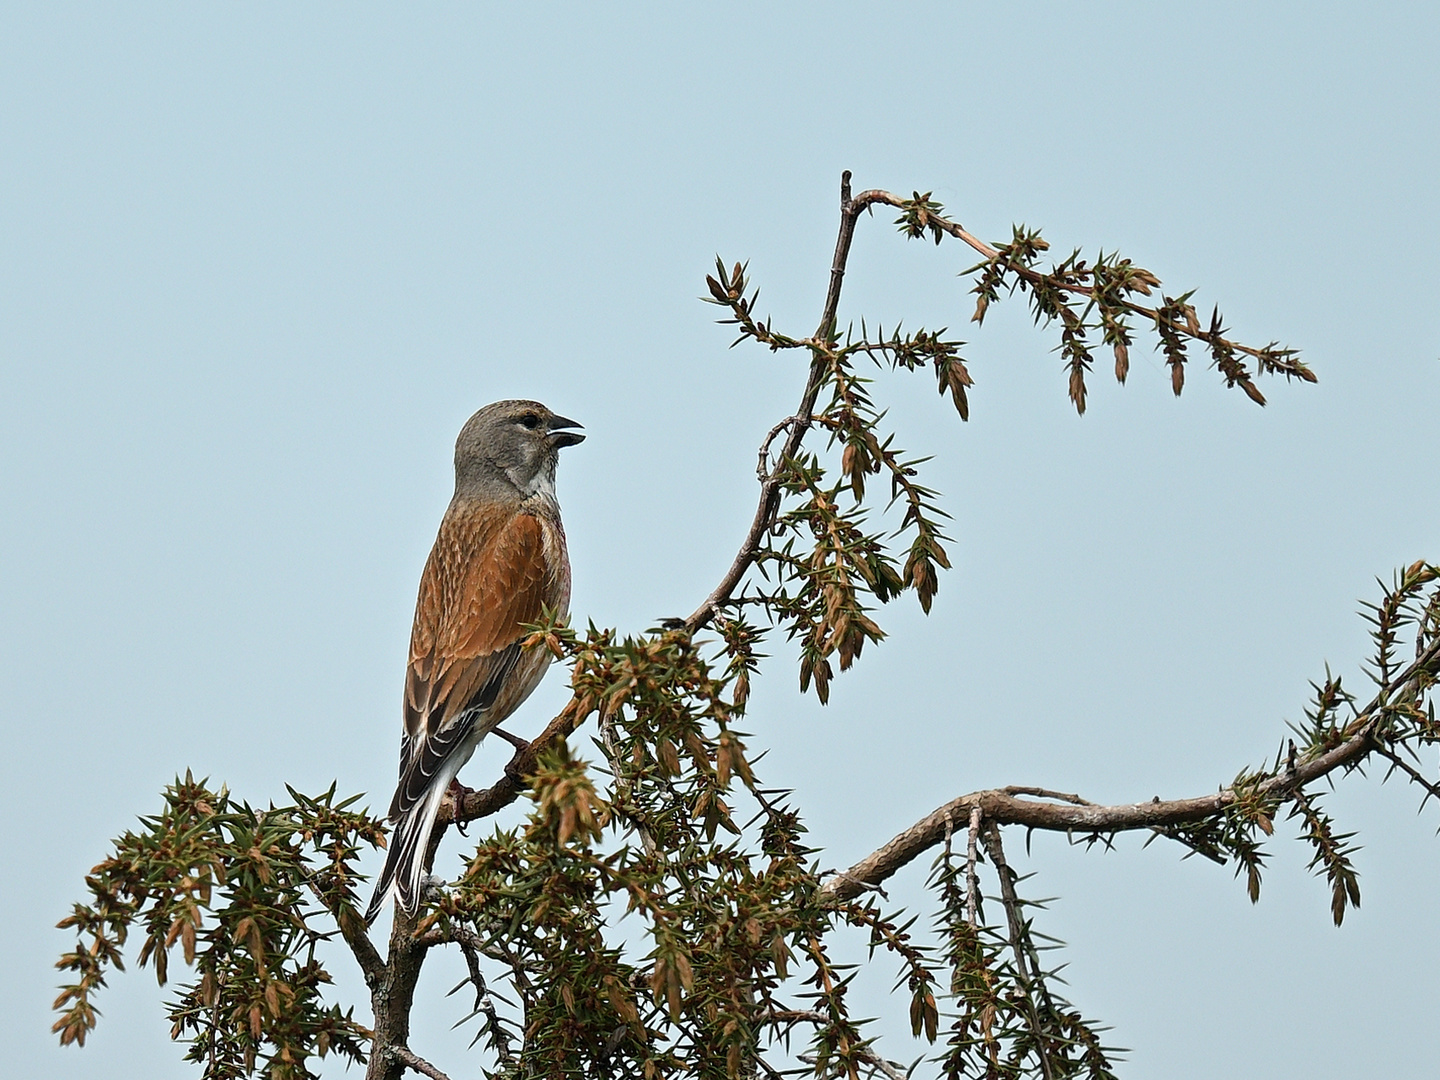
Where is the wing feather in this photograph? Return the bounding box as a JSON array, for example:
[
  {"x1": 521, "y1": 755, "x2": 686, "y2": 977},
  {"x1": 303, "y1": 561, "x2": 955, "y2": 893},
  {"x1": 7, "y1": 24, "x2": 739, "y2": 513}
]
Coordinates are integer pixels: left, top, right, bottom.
[{"x1": 388, "y1": 508, "x2": 554, "y2": 822}]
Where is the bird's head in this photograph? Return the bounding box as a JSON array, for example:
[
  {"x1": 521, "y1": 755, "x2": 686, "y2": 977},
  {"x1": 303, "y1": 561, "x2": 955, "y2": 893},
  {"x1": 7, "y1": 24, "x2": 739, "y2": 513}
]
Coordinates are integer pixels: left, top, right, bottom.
[{"x1": 454, "y1": 399, "x2": 585, "y2": 500}]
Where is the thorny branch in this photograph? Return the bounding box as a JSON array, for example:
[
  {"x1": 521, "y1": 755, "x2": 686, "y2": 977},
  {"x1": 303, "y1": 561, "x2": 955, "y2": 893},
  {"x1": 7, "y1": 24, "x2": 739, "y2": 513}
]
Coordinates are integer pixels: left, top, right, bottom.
[
  {"x1": 412, "y1": 924, "x2": 511, "y2": 969},
  {"x1": 684, "y1": 170, "x2": 877, "y2": 635},
  {"x1": 980, "y1": 824, "x2": 1030, "y2": 990},
  {"x1": 450, "y1": 168, "x2": 1320, "y2": 834},
  {"x1": 756, "y1": 416, "x2": 805, "y2": 482},
  {"x1": 301, "y1": 876, "x2": 385, "y2": 989},
  {"x1": 447, "y1": 931, "x2": 516, "y2": 1065},
  {"x1": 981, "y1": 822, "x2": 1055, "y2": 1080},
  {"x1": 1372, "y1": 742, "x2": 1440, "y2": 807},
  {"x1": 847, "y1": 187, "x2": 1315, "y2": 397},
  {"x1": 438, "y1": 171, "x2": 928, "y2": 825}
]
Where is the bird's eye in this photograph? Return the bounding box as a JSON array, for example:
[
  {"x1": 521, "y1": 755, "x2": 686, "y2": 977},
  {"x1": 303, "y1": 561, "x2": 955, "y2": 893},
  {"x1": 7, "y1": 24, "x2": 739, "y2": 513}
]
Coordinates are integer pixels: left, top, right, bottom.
[{"x1": 519, "y1": 412, "x2": 541, "y2": 430}]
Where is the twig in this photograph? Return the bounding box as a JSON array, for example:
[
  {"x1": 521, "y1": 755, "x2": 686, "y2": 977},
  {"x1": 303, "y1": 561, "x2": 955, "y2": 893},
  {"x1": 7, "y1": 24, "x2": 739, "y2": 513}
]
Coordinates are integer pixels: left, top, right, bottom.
[
  {"x1": 1002, "y1": 786, "x2": 1095, "y2": 806},
  {"x1": 845, "y1": 188, "x2": 1308, "y2": 375},
  {"x1": 1371, "y1": 741, "x2": 1440, "y2": 807},
  {"x1": 980, "y1": 823, "x2": 1032, "y2": 988},
  {"x1": 413, "y1": 924, "x2": 534, "y2": 994},
  {"x1": 599, "y1": 708, "x2": 659, "y2": 856},
  {"x1": 756, "y1": 416, "x2": 803, "y2": 482},
  {"x1": 446, "y1": 699, "x2": 590, "y2": 826},
  {"x1": 387, "y1": 1045, "x2": 453, "y2": 1080},
  {"x1": 446, "y1": 931, "x2": 515, "y2": 1062}
]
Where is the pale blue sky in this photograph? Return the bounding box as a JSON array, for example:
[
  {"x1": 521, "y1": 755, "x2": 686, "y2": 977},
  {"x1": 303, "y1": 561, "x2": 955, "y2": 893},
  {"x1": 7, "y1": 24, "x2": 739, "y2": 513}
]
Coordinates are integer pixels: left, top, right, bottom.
[{"x1": 4, "y1": 3, "x2": 1438, "y2": 1077}]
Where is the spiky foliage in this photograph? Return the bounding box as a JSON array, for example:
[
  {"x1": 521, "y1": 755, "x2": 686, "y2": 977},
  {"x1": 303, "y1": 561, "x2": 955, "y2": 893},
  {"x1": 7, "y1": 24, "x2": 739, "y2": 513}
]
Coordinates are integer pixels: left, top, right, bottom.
[{"x1": 54, "y1": 778, "x2": 379, "y2": 1079}]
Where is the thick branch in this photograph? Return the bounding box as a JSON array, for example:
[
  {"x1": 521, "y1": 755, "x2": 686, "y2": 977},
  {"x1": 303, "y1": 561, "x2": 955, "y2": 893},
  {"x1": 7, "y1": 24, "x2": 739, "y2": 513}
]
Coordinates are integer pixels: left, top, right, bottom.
[
  {"x1": 366, "y1": 907, "x2": 431, "y2": 1080},
  {"x1": 821, "y1": 642, "x2": 1440, "y2": 903}
]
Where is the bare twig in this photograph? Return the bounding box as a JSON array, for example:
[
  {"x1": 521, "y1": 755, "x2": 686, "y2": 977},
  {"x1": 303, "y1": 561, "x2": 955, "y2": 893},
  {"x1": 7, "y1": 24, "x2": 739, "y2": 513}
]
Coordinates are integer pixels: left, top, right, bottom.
[
  {"x1": 756, "y1": 416, "x2": 804, "y2": 482},
  {"x1": 1002, "y1": 786, "x2": 1095, "y2": 806},
  {"x1": 387, "y1": 1045, "x2": 453, "y2": 1080}
]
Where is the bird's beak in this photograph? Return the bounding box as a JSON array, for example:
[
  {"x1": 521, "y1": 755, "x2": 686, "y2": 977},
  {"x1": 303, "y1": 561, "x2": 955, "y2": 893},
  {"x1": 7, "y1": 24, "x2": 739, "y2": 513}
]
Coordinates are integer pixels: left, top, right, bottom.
[{"x1": 547, "y1": 414, "x2": 585, "y2": 448}]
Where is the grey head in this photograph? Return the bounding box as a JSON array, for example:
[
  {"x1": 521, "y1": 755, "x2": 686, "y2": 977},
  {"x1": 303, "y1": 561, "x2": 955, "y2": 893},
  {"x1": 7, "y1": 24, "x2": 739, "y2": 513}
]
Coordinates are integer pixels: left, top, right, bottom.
[{"x1": 453, "y1": 399, "x2": 584, "y2": 501}]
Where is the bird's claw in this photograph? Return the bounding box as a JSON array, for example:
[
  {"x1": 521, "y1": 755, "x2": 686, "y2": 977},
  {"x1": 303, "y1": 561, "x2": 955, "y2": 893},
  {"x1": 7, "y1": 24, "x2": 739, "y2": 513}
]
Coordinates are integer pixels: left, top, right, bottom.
[{"x1": 446, "y1": 777, "x2": 476, "y2": 835}]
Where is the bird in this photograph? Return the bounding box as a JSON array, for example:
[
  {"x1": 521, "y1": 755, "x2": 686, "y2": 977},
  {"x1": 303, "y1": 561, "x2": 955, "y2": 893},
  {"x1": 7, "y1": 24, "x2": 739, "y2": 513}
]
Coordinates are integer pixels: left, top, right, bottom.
[{"x1": 365, "y1": 399, "x2": 584, "y2": 924}]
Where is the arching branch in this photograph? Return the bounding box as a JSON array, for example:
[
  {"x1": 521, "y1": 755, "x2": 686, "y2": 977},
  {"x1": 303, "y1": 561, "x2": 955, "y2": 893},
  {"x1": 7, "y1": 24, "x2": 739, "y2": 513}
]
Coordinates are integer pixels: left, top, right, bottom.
[{"x1": 821, "y1": 634, "x2": 1440, "y2": 903}]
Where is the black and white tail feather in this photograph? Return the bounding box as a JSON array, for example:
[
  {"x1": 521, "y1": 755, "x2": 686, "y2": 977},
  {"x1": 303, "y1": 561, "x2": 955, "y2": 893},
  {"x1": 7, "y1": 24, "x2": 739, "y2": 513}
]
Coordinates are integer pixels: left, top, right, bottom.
[
  {"x1": 363, "y1": 734, "x2": 476, "y2": 925},
  {"x1": 365, "y1": 646, "x2": 521, "y2": 925}
]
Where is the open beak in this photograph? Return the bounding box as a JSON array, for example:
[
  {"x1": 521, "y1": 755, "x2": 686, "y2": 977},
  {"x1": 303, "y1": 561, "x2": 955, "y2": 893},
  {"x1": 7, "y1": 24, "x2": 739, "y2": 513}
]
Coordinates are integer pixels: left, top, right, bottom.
[{"x1": 547, "y1": 414, "x2": 585, "y2": 448}]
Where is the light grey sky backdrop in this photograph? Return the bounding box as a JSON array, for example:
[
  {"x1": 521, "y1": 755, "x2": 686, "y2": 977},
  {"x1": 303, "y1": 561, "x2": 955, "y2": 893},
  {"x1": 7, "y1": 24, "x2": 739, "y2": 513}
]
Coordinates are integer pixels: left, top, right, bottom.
[{"x1": 4, "y1": 3, "x2": 1438, "y2": 1077}]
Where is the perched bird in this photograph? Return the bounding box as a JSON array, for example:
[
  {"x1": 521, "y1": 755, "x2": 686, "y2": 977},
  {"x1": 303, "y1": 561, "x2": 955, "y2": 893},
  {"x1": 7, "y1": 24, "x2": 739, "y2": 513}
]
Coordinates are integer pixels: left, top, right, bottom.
[{"x1": 366, "y1": 399, "x2": 584, "y2": 923}]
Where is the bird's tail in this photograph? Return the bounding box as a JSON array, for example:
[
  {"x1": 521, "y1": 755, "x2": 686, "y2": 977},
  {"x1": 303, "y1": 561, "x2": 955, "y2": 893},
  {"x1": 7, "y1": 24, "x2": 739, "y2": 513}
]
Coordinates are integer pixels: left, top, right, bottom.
[{"x1": 365, "y1": 772, "x2": 454, "y2": 926}]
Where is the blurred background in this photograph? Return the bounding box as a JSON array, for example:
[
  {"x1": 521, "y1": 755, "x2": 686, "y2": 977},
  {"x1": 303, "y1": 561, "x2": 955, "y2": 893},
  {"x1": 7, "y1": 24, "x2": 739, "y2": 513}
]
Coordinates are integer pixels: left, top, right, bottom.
[{"x1": 3, "y1": 3, "x2": 1438, "y2": 1076}]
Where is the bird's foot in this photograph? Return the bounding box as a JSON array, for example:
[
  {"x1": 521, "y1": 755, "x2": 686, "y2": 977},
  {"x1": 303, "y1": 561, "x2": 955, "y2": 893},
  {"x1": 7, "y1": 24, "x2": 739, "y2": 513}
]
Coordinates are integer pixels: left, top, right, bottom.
[{"x1": 446, "y1": 777, "x2": 476, "y2": 835}]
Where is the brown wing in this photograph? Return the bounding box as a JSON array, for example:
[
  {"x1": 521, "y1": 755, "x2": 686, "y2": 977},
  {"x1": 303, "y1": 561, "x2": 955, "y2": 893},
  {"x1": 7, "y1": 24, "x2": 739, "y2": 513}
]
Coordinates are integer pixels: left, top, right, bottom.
[{"x1": 391, "y1": 506, "x2": 552, "y2": 820}]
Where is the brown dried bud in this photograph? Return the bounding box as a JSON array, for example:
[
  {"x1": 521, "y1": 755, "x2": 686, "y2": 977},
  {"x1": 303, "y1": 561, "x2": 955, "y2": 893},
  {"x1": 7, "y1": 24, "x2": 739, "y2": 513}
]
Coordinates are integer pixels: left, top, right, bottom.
[{"x1": 1069, "y1": 367, "x2": 1087, "y2": 416}]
